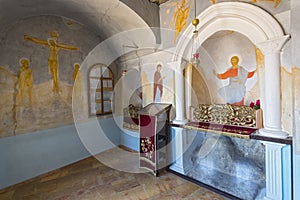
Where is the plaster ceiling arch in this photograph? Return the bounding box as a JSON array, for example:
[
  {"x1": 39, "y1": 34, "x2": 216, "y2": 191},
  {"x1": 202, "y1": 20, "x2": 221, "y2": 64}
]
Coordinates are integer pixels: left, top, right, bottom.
[
  {"x1": 0, "y1": 0, "x2": 157, "y2": 42},
  {"x1": 174, "y1": 2, "x2": 286, "y2": 63}
]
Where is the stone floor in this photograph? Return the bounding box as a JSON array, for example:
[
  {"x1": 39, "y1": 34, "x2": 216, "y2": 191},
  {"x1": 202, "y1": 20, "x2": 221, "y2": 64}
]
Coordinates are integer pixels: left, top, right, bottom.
[{"x1": 0, "y1": 147, "x2": 228, "y2": 200}]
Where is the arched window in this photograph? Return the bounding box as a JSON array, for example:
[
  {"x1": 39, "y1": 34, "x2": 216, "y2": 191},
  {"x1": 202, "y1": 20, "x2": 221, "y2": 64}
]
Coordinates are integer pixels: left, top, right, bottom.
[{"x1": 88, "y1": 64, "x2": 114, "y2": 115}]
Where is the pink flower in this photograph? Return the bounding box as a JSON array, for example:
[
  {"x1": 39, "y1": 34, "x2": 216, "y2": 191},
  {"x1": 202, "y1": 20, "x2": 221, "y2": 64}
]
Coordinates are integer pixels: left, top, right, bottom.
[
  {"x1": 193, "y1": 53, "x2": 199, "y2": 59},
  {"x1": 256, "y1": 99, "x2": 260, "y2": 106},
  {"x1": 250, "y1": 99, "x2": 260, "y2": 110}
]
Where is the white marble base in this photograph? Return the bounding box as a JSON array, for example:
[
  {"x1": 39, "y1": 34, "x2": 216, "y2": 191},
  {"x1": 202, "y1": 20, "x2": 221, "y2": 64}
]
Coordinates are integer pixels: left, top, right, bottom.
[
  {"x1": 259, "y1": 128, "x2": 289, "y2": 139},
  {"x1": 172, "y1": 119, "x2": 188, "y2": 125},
  {"x1": 170, "y1": 126, "x2": 193, "y2": 175},
  {"x1": 261, "y1": 141, "x2": 286, "y2": 200},
  {"x1": 264, "y1": 197, "x2": 275, "y2": 200},
  {"x1": 169, "y1": 160, "x2": 192, "y2": 175}
]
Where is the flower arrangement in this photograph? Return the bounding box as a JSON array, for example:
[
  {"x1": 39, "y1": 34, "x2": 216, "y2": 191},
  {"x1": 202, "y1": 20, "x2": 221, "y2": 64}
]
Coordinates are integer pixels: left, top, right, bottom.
[{"x1": 250, "y1": 99, "x2": 260, "y2": 110}]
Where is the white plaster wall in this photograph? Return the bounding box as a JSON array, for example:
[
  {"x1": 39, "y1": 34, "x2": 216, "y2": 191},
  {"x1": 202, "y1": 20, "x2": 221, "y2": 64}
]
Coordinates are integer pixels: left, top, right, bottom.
[
  {"x1": 291, "y1": 9, "x2": 300, "y2": 190},
  {"x1": 199, "y1": 31, "x2": 258, "y2": 105},
  {"x1": 112, "y1": 48, "x2": 176, "y2": 119},
  {"x1": 118, "y1": 49, "x2": 175, "y2": 106}
]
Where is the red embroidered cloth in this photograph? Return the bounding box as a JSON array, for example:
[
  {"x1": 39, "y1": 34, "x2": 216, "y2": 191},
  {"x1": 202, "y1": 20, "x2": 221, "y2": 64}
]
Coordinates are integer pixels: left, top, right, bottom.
[
  {"x1": 139, "y1": 114, "x2": 156, "y2": 173},
  {"x1": 183, "y1": 122, "x2": 258, "y2": 139},
  {"x1": 123, "y1": 116, "x2": 139, "y2": 125}
]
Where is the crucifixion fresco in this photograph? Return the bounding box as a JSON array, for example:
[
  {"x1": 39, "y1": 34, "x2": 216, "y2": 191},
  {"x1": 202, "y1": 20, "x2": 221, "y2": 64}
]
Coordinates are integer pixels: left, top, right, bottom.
[{"x1": 24, "y1": 31, "x2": 79, "y2": 92}]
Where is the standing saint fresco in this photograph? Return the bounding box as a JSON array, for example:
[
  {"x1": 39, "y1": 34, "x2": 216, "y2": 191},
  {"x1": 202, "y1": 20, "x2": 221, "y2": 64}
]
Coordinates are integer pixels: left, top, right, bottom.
[
  {"x1": 24, "y1": 31, "x2": 79, "y2": 92},
  {"x1": 153, "y1": 64, "x2": 166, "y2": 102},
  {"x1": 72, "y1": 63, "x2": 83, "y2": 99},
  {"x1": 72, "y1": 63, "x2": 80, "y2": 81},
  {"x1": 213, "y1": 56, "x2": 256, "y2": 105},
  {"x1": 18, "y1": 58, "x2": 33, "y2": 105}
]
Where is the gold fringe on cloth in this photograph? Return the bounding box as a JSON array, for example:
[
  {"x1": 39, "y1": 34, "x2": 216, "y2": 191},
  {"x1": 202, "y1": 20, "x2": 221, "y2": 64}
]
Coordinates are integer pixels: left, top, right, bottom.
[
  {"x1": 123, "y1": 121, "x2": 139, "y2": 132},
  {"x1": 183, "y1": 122, "x2": 258, "y2": 139}
]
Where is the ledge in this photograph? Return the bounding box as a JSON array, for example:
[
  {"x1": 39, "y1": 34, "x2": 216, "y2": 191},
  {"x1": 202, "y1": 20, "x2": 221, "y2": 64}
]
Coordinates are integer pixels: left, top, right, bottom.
[
  {"x1": 250, "y1": 131, "x2": 292, "y2": 145},
  {"x1": 170, "y1": 122, "x2": 293, "y2": 145}
]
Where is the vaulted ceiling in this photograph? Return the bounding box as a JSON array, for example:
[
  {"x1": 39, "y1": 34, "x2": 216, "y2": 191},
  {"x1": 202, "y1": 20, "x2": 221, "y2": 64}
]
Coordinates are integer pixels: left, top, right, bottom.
[{"x1": 0, "y1": 0, "x2": 160, "y2": 42}]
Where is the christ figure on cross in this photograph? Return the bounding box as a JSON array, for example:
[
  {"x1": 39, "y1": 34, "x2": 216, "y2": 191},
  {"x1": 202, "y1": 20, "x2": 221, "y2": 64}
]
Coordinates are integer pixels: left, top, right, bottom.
[{"x1": 24, "y1": 31, "x2": 79, "y2": 92}]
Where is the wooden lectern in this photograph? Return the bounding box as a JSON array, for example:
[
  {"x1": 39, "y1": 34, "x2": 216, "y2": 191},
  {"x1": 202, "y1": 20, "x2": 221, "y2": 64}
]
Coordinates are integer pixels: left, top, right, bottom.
[{"x1": 138, "y1": 103, "x2": 172, "y2": 176}]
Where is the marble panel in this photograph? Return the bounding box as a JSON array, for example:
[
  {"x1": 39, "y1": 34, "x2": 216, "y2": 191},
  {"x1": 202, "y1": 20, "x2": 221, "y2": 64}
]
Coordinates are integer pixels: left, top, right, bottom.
[{"x1": 184, "y1": 130, "x2": 266, "y2": 200}]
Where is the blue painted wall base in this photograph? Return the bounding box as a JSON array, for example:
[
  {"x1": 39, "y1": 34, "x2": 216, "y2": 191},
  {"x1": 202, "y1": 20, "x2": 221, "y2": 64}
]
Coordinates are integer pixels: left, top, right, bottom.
[{"x1": 0, "y1": 117, "x2": 120, "y2": 190}]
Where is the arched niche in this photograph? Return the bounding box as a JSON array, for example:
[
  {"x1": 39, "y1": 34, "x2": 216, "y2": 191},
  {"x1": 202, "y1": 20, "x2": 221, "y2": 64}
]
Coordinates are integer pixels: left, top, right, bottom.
[
  {"x1": 174, "y1": 2, "x2": 284, "y2": 57},
  {"x1": 173, "y1": 2, "x2": 290, "y2": 138}
]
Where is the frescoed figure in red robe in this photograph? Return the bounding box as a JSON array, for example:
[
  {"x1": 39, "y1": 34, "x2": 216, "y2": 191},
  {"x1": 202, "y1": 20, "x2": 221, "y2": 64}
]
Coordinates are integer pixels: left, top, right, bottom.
[
  {"x1": 213, "y1": 56, "x2": 256, "y2": 105},
  {"x1": 153, "y1": 64, "x2": 166, "y2": 102}
]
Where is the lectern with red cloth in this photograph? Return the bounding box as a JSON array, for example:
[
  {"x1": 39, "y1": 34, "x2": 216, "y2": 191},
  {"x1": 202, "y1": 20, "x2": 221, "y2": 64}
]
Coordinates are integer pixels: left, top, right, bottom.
[{"x1": 138, "y1": 103, "x2": 172, "y2": 176}]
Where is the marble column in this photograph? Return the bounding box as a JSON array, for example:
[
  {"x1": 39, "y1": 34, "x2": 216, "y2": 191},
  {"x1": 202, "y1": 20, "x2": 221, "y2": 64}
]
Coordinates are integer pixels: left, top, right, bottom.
[
  {"x1": 168, "y1": 61, "x2": 188, "y2": 124},
  {"x1": 185, "y1": 63, "x2": 193, "y2": 120},
  {"x1": 168, "y1": 61, "x2": 191, "y2": 174},
  {"x1": 261, "y1": 141, "x2": 286, "y2": 200},
  {"x1": 256, "y1": 35, "x2": 290, "y2": 138}
]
